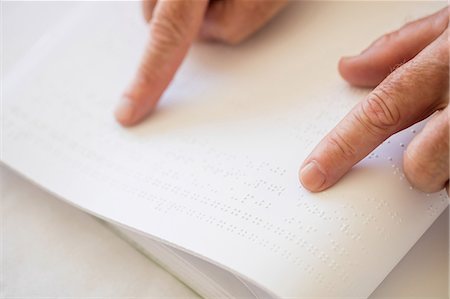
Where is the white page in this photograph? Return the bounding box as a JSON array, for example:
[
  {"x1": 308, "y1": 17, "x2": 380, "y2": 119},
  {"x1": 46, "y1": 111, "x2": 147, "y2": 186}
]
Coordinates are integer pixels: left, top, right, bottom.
[{"x1": 2, "y1": 2, "x2": 448, "y2": 297}]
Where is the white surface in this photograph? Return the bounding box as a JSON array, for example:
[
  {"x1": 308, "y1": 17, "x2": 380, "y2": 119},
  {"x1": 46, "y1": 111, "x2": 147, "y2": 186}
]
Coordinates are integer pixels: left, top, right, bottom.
[
  {"x1": 1, "y1": 163, "x2": 448, "y2": 298},
  {"x1": 113, "y1": 224, "x2": 265, "y2": 298},
  {"x1": 1, "y1": 2, "x2": 197, "y2": 298},
  {"x1": 1, "y1": 166, "x2": 199, "y2": 298},
  {"x1": 1, "y1": 1, "x2": 448, "y2": 298}
]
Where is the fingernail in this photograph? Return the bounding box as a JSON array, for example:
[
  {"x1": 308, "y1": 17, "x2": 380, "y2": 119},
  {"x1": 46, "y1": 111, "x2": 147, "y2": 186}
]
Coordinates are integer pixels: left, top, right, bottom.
[
  {"x1": 115, "y1": 97, "x2": 137, "y2": 125},
  {"x1": 299, "y1": 161, "x2": 326, "y2": 191}
]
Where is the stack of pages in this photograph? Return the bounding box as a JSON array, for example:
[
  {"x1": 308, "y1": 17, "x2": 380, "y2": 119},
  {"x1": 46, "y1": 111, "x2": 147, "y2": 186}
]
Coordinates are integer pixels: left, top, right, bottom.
[{"x1": 2, "y1": 1, "x2": 448, "y2": 298}]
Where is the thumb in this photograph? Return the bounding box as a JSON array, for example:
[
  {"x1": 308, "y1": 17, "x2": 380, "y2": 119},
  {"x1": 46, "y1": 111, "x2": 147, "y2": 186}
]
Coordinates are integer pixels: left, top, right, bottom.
[
  {"x1": 339, "y1": 7, "x2": 449, "y2": 87},
  {"x1": 115, "y1": 0, "x2": 208, "y2": 126}
]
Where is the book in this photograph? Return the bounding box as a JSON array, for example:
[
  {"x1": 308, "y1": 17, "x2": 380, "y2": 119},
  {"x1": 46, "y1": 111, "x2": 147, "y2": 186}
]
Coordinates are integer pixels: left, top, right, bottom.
[{"x1": 2, "y1": 1, "x2": 448, "y2": 298}]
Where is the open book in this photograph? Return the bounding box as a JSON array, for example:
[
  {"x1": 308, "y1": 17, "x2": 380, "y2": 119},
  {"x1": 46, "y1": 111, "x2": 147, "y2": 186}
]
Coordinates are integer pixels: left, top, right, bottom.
[{"x1": 2, "y1": 1, "x2": 448, "y2": 298}]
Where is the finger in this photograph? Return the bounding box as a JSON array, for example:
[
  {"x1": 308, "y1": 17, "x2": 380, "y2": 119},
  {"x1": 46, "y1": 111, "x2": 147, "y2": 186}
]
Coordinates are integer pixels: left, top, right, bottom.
[
  {"x1": 339, "y1": 6, "x2": 449, "y2": 87},
  {"x1": 404, "y1": 108, "x2": 449, "y2": 193},
  {"x1": 116, "y1": 0, "x2": 208, "y2": 126},
  {"x1": 299, "y1": 31, "x2": 449, "y2": 192},
  {"x1": 199, "y1": 0, "x2": 287, "y2": 44},
  {"x1": 142, "y1": 0, "x2": 158, "y2": 23}
]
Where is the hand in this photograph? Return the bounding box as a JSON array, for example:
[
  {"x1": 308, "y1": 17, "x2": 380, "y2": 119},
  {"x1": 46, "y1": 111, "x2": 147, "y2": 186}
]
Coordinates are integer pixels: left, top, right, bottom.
[
  {"x1": 299, "y1": 7, "x2": 449, "y2": 193},
  {"x1": 115, "y1": 0, "x2": 287, "y2": 126}
]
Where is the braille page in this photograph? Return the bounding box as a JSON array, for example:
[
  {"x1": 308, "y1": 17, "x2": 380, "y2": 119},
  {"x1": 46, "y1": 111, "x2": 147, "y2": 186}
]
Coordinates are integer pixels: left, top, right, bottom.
[{"x1": 2, "y1": 1, "x2": 448, "y2": 298}]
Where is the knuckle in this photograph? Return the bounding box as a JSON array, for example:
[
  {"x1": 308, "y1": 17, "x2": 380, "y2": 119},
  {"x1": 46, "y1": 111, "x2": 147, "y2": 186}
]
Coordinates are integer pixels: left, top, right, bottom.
[
  {"x1": 222, "y1": 34, "x2": 246, "y2": 45},
  {"x1": 432, "y1": 7, "x2": 449, "y2": 32},
  {"x1": 326, "y1": 129, "x2": 357, "y2": 162},
  {"x1": 434, "y1": 31, "x2": 450, "y2": 66},
  {"x1": 374, "y1": 30, "x2": 399, "y2": 47},
  {"x1": 217, "y1": 27, "x2": 247, "y2": 45},
  {"x1": 358, "y1": 88, "x2": 401, "y2": 136},
  {"x1": 142, "y1": 0, "x2": 156, "y2": 22},
  {"x1": 383, "y1": 30, "x2": 400, "y2": 42},
  {"x1": 150, "y1": 16, "x2": 186, "y2": 50}
]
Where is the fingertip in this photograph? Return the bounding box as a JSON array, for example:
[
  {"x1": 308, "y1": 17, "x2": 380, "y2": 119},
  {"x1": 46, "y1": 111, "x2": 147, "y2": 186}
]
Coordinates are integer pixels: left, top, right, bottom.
[
  {"x1": 338, "y1": 56, "x2": 355, "y2": 83},
  {"x1": 338, "y1": 55, "x2": 382, "y2": 87},
  {"x1": 114, "y1": 97, "x2": 135, "y2": 126},
  {"x1": 402, "y1": 147, "x2": 437, "y2": 193},
  {"x1": 402, "y1": 110, "x2": 449, "y2": 193},
  {"x1": 338, "y1": 55, "x2": 366, "y2": 86},
  {"x1": 299, "y1": 160, "x2": 327, "y2": 192},
  {"x1": 114, "y1": 96, "x2": 149, "y2": 127}
]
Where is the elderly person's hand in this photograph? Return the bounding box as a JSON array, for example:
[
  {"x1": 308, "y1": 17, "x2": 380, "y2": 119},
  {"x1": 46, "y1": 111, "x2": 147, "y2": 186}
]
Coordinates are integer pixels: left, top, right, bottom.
[
  {"x1": 115, "y1": 0, "x2": 287, "y2": 126},
  {"x1": 300, "y1": 7, "x2": 449, "y2": 193}
]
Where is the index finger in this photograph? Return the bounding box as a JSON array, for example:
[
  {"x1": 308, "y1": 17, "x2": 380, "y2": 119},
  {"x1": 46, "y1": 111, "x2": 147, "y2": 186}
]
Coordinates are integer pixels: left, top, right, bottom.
[
  {"x1": 299, "y1": 31, "x2": 449, "y2": 192},
  {"x1": 115, "y1": 0, "x2": 208, "y2": 126}
]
